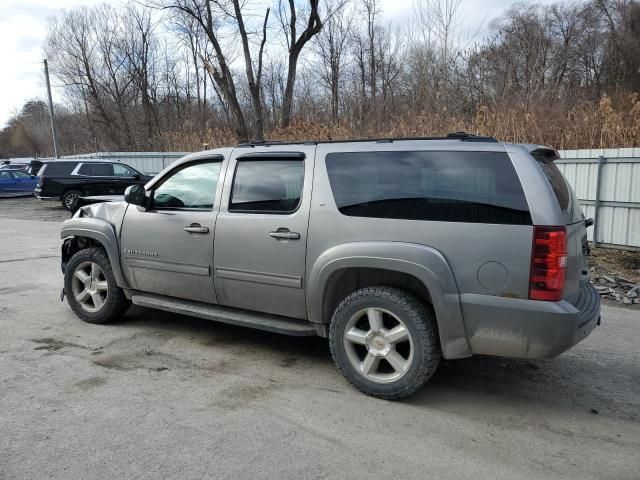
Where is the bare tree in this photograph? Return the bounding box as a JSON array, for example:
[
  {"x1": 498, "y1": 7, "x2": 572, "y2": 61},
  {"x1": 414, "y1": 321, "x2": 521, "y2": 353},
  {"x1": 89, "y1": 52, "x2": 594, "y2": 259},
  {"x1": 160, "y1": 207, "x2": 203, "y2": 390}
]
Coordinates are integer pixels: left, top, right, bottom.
[
  {"x1": 314, "y1": 1, "x2": 352, "y2": 122},
  {"x1": 277, "y1": 0, "x2": 324, "y2": 128},
  {"x1": 232, "y1": 0, "x2": 270, "y2": 141}
]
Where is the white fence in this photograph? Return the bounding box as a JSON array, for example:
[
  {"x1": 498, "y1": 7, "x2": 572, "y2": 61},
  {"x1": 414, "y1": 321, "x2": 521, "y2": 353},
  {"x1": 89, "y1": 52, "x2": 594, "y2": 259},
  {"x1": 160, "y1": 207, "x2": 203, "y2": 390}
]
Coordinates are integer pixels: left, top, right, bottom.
[
  {"x1": 557, "y1": 148, "x2": 640, "y2": 249},
  {"x1": 36, "y1": 147, "x2": 640, "y2": 249}
]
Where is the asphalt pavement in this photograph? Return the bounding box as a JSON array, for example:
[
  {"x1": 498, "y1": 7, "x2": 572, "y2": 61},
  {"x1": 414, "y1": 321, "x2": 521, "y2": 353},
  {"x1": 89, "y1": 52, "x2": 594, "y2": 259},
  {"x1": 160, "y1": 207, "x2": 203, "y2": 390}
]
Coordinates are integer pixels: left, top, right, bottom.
[{"x1": 0, "y1": 202, "x2": 639, "y2": 479}]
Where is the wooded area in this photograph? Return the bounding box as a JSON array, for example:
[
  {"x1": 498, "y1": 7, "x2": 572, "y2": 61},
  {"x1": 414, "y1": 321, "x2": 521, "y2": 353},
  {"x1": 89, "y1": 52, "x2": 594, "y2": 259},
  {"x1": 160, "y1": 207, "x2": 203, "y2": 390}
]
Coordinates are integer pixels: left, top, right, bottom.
[{"x1": 1, "y1": 0, "x2": 639, "y2": 158}]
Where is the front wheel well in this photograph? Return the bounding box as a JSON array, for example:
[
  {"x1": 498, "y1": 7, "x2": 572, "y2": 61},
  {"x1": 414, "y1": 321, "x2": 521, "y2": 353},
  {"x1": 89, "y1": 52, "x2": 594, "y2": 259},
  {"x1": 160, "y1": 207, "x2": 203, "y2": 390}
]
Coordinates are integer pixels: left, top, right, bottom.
[
  {"x1": 61, "y1": 236, "x2": 107, "y2": 272},
  {"x1": 322, "y1": 268, "x2": 433, "y2": 325}
]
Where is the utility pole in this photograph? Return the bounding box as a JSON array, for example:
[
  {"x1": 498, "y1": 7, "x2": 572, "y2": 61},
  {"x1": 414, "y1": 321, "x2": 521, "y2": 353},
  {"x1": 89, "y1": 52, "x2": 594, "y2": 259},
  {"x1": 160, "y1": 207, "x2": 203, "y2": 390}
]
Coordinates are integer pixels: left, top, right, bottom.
[{"x1": 43, "y1": 59, "x2": 60, "y2": 158}]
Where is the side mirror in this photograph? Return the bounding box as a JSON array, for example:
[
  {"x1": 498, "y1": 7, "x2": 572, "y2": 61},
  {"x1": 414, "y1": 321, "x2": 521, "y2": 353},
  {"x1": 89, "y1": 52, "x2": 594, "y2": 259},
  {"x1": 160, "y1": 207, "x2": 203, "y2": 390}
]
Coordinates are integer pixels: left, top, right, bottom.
[
  {"x1": 124, "y1": 185, "x2": 147, "y2": 207},
  {"x1": 585, "y1": 218, "x2": 594, "y2": 228},
  {"x1": 133, "y1": 173, "x2": 141, "y2": 180}
]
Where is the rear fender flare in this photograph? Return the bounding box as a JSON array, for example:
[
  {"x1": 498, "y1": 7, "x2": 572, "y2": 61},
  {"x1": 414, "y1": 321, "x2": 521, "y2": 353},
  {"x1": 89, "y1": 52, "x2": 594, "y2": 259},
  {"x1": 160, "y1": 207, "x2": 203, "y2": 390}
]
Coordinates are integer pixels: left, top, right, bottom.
[{"x1": 307, "y1": 242, "x2": 472, "y2": 359}]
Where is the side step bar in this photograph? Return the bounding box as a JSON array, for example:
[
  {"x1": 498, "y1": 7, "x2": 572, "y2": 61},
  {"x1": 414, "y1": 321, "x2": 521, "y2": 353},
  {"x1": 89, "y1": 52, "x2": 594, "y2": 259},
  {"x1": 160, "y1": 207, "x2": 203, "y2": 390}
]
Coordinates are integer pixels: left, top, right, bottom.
[{"x1": 130, "y1": 292, "x2": 320, "y2": 337}]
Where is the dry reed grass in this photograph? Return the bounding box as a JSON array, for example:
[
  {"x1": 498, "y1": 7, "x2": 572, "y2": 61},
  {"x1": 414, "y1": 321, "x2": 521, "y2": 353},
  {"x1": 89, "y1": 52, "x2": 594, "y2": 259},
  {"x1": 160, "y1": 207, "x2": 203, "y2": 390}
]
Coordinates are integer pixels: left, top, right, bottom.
[{"x1": 158, "y1": 94, "x2": 640, "y2": 151}]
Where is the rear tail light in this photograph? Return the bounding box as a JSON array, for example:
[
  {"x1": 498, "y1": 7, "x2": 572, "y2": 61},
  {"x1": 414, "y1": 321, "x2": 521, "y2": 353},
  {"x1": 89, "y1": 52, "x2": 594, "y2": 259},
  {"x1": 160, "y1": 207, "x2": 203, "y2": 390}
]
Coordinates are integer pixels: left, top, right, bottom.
[{"x1": 529, "y1": 226, "x2": 567, "y2": 301}]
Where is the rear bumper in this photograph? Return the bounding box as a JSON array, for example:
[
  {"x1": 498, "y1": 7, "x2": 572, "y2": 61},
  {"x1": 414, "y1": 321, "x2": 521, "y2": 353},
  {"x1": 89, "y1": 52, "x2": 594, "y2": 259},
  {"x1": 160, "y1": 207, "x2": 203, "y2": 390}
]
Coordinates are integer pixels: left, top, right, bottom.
[{"x1": 460, "y1": 282, "x2": 601, "y2": 359}]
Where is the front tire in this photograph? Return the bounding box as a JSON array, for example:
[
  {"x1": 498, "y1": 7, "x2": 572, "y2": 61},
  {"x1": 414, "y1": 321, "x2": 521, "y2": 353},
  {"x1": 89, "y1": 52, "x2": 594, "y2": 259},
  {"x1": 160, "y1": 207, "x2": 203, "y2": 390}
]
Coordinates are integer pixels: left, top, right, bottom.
[
  {"x1": 329, "y1": 287, "x2": 441, "y2": 400},
  {"x1": 64, "y1": 247, "x2": 130, "y2": 324}
]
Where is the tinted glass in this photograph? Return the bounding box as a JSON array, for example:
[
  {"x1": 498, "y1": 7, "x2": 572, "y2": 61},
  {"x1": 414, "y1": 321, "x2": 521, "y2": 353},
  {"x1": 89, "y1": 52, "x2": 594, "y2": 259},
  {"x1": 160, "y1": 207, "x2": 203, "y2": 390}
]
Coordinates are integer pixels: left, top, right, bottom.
[
  {"x1": 533, "y1": 153, "x2": 584, "y2": 225},
  {"x1": 77, "y1": 164, "x2": 91, "y2": 175},
  {"x1": 153, "y1": 161, "x2": 221, "y2": 209},
  {"x1": 0, "y1": 171, "x2": 11, "y2": 180},
  {"x1": 12, "y1": 171, "x2": 31, "y2": 179},
  {"x1": 90, "y1": 163, "x2": 114, "y2": 176},
  {"x1": 113, "y1": 164, "x2": 137, "y2": 177},
  {"x1": 326, "y1": 151, "x2": 531, "y2": 225},
  {"x1": 229, "y1": 160, "x2": 304, "y2": 213},
  {"x1": 42, "y1": 162, "x2": 76, "y2": 176}
]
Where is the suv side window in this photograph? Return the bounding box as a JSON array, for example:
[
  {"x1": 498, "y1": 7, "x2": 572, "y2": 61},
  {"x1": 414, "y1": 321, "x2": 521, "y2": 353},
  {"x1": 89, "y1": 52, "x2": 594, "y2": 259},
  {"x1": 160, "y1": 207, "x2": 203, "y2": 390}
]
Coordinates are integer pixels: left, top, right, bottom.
[
  {"x1": 326, "y1": 150, "x2": 531, "y2": 225},
  {"x1": 42, "y1": 162, "x2": 75, "y2": 176},
  {"x1": 152, "y1": 160, "x2": 221, "y2": 210},
  {"x1": 113, "y1": 164, "x2": 137, "y2": 177},
  {"x1": 229, "y1": 159, "x2": 304, "y2": 213},
  {"x1": 77, "y1": 163, "x2": 91, "y2": 175},
  {"x1": 90, "y1": 163, "x2": 114, "y2": 177}
]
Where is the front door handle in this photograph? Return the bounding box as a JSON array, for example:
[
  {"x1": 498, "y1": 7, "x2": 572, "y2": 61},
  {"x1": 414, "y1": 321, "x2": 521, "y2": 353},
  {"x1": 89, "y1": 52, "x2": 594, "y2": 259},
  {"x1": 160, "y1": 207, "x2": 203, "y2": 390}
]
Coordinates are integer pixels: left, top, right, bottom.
[
  {"x1": 184, "y1": 223, "x2": 209, "y2": 234},
  {"x1": 269, "y1": 229, "x2": 300, "y2": 240}
]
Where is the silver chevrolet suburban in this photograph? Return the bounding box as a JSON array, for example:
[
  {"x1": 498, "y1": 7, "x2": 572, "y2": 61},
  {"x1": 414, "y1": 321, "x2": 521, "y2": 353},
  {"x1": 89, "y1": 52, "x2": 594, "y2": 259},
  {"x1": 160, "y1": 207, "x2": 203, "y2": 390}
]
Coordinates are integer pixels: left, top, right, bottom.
[{"x1": 60, "y1": 133, "x2": 601, "y2": 399}]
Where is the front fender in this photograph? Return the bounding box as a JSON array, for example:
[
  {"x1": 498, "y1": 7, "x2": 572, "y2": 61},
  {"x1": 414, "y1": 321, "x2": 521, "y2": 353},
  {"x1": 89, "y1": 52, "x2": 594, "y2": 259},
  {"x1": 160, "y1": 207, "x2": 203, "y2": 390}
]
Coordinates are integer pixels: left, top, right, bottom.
[
  {"x1": 60, "y1": 218, "x2": 129, "y2": 289},
  {"x1": 307, "y1": 242, "x2": 471, "y2": 359}
]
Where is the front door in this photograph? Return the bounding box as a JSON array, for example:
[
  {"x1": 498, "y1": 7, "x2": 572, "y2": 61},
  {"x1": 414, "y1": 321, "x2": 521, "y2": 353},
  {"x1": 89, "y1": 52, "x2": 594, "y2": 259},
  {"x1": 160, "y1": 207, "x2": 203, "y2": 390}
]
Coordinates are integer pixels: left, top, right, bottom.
[
  {"x1": 214, "y1": 147, "x2": 315, "y2": 319},
  {"x1": 120, "y1": 158, "x2": 224, "y2": 303}
]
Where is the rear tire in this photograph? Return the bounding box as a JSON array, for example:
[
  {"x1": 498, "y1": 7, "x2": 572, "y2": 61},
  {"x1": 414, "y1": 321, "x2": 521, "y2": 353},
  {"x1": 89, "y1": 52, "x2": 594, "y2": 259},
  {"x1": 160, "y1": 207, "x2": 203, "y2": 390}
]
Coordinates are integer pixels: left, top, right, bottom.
[
  {"x1": 62, "y1": 189, "x2": 81, "y2": 211},
  {"x1": 64, "y1": 247, "x2": 130, "y2": 324},
  {"x1": 329, "y1": 286, "x2": 441, "y2": 400}
]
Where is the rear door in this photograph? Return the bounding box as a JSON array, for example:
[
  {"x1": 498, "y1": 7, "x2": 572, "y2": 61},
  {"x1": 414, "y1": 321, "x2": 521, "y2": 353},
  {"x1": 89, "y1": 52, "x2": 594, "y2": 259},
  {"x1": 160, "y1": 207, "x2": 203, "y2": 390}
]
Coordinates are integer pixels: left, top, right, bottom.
[
  {"x1": 213, "y1": 146, "x2": 315, "y2": 319},
  {"x1": 11, "y1": 170, "x2": 36, "y2": 192},
  {"x1": 0, "y1": 171, "x2": 16, "y2": 195},
  {"x1": 87, "y1": 163, "x2": 119, "y2": 195},
  {"x1": 533, "y1": 150, "x2": 587, "y2": 303}
]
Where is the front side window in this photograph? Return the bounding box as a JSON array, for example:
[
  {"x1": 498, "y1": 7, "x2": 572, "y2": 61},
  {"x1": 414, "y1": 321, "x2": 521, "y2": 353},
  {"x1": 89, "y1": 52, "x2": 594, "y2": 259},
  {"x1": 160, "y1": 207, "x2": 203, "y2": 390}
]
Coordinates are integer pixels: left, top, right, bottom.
[
  {"x1": 153, "y1": 161, "x2": 221, "y2": 210},
  {"x1": 326, "y1": 151, "x2": 531, "y2": 225},
  {"x1": 229, "y1": 159, "x2": 304, "y2": 213},
  {"x1": 113, "y1": 164, "x2": 137, "y2": 177},
  {"x1": 12, "y1": 171, "x2": 31, "y2": 179},
  {"x1": 77, "y1": 164, "x2": 91, "y2": 175}
]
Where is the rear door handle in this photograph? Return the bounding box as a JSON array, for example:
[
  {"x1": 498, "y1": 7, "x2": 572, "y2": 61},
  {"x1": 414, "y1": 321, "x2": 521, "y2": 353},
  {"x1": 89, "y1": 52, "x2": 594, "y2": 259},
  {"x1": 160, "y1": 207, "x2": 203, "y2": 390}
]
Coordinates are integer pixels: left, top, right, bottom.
[
  {"x1": 184, "y1": 223, "x2": 209, "y2": 234},
  {"x1": 269, "y1": 229, "x2": 300, "y2": 240}
]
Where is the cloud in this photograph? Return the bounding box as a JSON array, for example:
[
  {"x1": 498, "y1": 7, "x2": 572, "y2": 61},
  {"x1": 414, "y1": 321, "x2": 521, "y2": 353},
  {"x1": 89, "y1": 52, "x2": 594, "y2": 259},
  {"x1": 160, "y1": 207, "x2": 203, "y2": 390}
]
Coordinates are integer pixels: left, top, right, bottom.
[{"x1": 0, "y1": 0, "x2": 105, "y2": 128}]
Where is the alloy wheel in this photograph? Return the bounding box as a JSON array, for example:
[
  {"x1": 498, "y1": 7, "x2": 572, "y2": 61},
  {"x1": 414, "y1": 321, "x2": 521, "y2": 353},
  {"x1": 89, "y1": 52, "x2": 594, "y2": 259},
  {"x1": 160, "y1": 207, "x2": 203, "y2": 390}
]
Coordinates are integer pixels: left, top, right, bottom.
[
  {"x1": 343, "y1": 307, "x2": 414, "y2": 383},
  {"x1": 64, "y1": 193, "x2": 79, "y2": 209},
  {"x1": 70, "y1": 261, "x2": 109, "y2": 313}
]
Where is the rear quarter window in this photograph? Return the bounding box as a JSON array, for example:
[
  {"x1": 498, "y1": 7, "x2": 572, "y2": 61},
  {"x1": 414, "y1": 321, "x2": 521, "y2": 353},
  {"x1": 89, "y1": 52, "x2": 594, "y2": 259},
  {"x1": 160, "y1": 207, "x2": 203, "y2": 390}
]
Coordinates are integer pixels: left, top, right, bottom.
[
  {"x1": 325, "y1": 150, "x2": 531, "y2": 225},
  {"x1": 41, "y1": 162, "x2": 76, "y2": 176},
  {"x1": 531, "y1": 150, "x2": 584, "y2": 225}
]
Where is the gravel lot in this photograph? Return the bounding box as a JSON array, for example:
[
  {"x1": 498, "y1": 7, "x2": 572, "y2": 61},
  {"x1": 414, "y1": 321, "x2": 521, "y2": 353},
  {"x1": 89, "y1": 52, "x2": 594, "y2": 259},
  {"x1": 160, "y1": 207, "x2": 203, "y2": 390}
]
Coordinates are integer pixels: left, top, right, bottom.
[
  {"x1": 0, "y1": 196, "x2": 70, "y2": 222},
  {"x1": 1, "y1": 197, "x2": 639, "y2": 479}
]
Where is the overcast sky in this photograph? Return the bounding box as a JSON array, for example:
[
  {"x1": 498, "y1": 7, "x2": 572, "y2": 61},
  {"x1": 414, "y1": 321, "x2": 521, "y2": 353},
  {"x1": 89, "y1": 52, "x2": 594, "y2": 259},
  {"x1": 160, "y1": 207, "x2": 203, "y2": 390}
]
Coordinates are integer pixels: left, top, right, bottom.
[{"x1": 0, "y1": 0, "x2": 560, "y2": 128}]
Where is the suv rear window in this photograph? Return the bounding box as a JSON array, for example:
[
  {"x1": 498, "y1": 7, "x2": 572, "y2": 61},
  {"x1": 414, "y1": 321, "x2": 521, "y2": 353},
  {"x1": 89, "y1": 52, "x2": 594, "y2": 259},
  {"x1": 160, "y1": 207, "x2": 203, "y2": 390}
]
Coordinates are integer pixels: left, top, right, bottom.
[
  {"x1": 325, "y1": 151, "x2": 531, "y2": 225},
  {"x1": 531, "y1": 150, "x2": 584, "y2": 225}
]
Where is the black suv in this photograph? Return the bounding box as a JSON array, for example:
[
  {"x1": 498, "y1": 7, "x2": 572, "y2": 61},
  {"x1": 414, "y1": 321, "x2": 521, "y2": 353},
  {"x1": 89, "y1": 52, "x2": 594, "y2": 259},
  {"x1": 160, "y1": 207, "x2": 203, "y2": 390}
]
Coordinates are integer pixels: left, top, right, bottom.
[{"x1": 35, "y1": 160, "x2": 153, "y2": 210}]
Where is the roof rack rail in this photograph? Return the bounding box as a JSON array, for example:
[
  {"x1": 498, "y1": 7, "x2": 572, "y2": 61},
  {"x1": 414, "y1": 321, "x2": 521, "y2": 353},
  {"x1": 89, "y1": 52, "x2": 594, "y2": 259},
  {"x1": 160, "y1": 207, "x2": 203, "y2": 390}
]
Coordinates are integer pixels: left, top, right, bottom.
[{"x1": 236, "y1": 132, "x2": 497, "y2": 147}]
